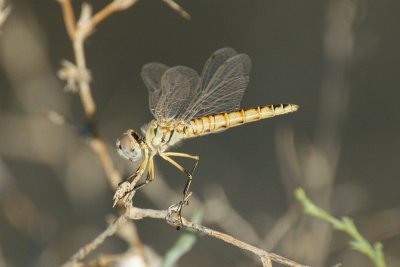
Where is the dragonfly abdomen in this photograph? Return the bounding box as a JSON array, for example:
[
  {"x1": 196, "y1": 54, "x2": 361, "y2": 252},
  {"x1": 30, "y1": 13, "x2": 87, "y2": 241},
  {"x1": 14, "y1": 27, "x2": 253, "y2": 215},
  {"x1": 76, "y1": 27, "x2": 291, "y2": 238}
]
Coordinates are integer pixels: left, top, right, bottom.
[{"x1": 184, "y1": 104, "x2": 299, "y2": 138}]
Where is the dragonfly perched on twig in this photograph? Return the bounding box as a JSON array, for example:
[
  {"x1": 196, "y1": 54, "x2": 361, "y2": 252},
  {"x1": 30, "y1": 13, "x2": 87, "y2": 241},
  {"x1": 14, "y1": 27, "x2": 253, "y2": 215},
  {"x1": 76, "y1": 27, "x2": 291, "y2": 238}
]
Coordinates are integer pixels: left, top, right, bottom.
[{"x1": 114, "y1": 47, "x2": 299, "y2": 214}]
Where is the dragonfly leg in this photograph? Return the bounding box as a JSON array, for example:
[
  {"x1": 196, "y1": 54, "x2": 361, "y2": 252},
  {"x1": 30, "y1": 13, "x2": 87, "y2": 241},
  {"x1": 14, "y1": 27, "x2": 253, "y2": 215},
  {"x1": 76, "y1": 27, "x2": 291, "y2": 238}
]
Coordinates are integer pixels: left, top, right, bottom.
[
  {"x1": 133, "y1": 156, "x2": 155, "y2": 191},
  {"x1": 167, "y1": 191, "x2": 193, "y2": 229},
  {"x1": 113, "y1": 149, "x2": 149, "y2": 207},
  {"x1": 118, "y1": 166, "x2": 139, "y2": 186},
  {"x1": 163, "y1": 152, "x2": 199, "y2": 160},
  {"x1": 161, "y1": 152, "x2": 199, "y2": 197},
  {"x1": 160, "y1": 152, "x2": 199, "y2": 227}
]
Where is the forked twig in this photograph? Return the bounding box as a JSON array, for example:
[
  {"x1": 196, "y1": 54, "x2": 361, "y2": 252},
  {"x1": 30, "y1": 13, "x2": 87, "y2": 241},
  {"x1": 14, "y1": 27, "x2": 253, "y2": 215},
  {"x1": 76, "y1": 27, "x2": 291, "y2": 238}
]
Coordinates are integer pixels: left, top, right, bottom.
[
  {"x1": 58, "y1": 0, "x2": 134, "y2": 188},
  {"x1": 57, "y1": 0, "x2": 145, "y2": 264},
  {"x1": 63, "y1": 206, "x2": 308, "y2": 267}
]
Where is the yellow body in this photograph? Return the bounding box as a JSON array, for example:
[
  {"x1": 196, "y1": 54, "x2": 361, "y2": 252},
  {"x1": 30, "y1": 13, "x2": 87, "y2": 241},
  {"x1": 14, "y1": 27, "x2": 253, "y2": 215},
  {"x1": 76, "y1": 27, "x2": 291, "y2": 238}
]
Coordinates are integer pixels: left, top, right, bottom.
[
  {"x1": 114, "y1": 103, "x2": 298, "y2": 207},
  {"x1": 183, "y1": 104, "x2": 298, "y2": 138}
]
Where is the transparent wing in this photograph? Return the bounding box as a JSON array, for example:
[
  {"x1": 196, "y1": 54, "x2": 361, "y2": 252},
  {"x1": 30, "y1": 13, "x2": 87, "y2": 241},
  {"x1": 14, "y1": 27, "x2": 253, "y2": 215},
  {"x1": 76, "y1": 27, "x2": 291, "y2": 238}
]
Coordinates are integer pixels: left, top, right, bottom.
[
  {"x1": 179, "y1": 52, "x2": 251, "y2": 121},
  {"x1": 200, "y1": 47, "x2": 238, "y2": 91},
  {"x1": 153, "y1": 66, "x2": 201, "y2": 121},
  {"x1": 141, "y1": 63, "x2": 169, "y2": 118}
]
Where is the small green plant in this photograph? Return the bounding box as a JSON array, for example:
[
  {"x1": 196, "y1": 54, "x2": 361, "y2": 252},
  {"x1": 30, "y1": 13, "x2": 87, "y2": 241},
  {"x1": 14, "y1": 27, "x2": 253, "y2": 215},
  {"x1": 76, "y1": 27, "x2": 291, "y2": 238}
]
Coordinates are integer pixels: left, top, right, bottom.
[{"x1": 295, "y1": 188, "x2": 387, "y2": 267}]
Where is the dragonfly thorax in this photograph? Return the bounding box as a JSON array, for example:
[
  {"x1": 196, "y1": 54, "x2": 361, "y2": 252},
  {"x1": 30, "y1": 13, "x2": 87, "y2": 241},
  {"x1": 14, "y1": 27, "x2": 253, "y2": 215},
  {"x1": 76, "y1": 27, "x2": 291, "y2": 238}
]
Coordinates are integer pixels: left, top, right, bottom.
[
  {"x1": 145, "y1": 120, "x2": 185, "y2": 153},
  {"x1": 116, "y1": 129, "x2": 144, "y2": 162}
]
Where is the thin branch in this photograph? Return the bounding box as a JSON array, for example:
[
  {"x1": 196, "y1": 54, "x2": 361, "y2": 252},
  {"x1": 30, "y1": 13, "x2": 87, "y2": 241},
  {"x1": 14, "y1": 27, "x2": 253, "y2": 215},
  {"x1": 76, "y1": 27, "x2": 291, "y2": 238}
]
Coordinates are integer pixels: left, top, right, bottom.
[
  {"x1": 57, "y1": 1, "x2": 121, "y2": 187},
  {"x1": 91, "y1": 0, "x2": 140, "y2": 29},
  {"x1": 58, "y1": 0, "x2": 76, "y2": 39},
  {"x1": 127, "y1": 207, "x2": 308, "y2": 267},
  {"x1": 261, "y1": 256, "x2": 273, "y2": 267},
  {"x1": 62, "y1": 214, "x2": 129, "y2": 267},
  {"x1": 57, "y1": 2, "x2": 149, "y2": 265},
  {"x1": 90, "y1": 137, "x2": 121, "y2": 188},
  {"x1": 73, "y1": 3, "x2": 96, "y2": 118},
  {"x1": 62, "y1": 206, "x2": 309, "y2": 267},
  {"x1": 183, "y1": 220, "x2": 306, "y2": 267},
  {"x1": 161, "y1": 0, "x2": 191, "y2": 20}
]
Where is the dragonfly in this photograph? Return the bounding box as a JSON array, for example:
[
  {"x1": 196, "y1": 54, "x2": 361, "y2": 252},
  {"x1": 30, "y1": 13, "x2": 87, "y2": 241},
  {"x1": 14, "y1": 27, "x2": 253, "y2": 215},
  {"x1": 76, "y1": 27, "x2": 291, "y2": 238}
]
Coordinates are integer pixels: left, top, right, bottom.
[{"x1": 113, "y1": 47, "x2": 299, "y2": 211}]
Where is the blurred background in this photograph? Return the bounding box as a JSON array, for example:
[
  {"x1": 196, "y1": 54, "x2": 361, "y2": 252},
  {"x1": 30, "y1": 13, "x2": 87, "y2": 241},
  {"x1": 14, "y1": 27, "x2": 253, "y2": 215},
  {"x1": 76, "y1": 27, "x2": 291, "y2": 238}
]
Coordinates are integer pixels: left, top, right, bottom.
[{"x1": 0, "y1": 0, "x2": 399, "y2": 266}]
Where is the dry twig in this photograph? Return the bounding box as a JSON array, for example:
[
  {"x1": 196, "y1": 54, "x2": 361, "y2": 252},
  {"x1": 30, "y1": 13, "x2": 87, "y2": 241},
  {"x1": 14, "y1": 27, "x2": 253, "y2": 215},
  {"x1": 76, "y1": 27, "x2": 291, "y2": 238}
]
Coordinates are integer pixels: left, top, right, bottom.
[
  {"x1": 62, "y1": 215, "x2": 129, "y2": 267},
  {"x1": 162, "y1": 0, "x2": 191, "y2": 20},
  {"x1": 57, "y1": 0, "x2": 142, "y2": 188},
  {"x1": 63, "y1": 206, "x2": 309, "y2": 267},
  {"x1": 57, "y1": 0, "x2": 145, "y2": 264}
]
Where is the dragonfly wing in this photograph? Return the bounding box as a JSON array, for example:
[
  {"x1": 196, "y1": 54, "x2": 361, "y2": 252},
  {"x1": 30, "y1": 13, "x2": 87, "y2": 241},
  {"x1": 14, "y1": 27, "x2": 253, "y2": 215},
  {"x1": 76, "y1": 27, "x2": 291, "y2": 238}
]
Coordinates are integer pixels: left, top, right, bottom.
[
  {"x1": 201, "y1": 47, "x2": 238, "y2": 91},
  {"x1": 141, "y1": 63, "x2": 170, "y2": 118},
  {"x1": 180, "y1": 52, "x2": 251, "y2": 121},
  {"x1": 154, "y1": 66, "x2": 201, "y2": 121}
]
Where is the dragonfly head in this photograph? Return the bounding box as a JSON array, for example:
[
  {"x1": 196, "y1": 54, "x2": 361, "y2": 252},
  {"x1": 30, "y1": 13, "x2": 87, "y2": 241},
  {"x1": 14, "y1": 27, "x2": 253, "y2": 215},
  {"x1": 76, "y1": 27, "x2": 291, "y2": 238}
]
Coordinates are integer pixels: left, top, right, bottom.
[{"x1": 116, "y1": 129, "x2": 144, "y2": 162}]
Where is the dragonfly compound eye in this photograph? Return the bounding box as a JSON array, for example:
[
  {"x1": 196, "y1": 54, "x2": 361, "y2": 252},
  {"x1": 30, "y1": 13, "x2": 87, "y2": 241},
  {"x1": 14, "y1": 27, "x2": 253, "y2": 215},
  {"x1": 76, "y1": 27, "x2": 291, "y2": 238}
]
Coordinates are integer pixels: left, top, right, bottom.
[{"x1": 116, "y1": 130, "x2": 143, "y2": 161}]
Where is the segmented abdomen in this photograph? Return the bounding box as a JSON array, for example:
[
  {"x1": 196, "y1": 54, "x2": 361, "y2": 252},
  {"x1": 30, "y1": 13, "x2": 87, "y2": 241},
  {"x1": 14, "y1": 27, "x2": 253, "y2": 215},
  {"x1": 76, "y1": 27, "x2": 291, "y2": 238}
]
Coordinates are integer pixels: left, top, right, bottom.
[{"x1": 183, "y1": 104, "x2": 299, "y2": 138}]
